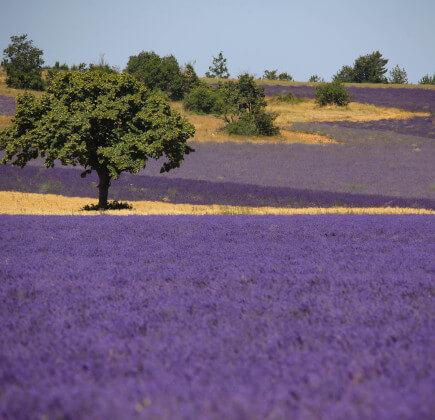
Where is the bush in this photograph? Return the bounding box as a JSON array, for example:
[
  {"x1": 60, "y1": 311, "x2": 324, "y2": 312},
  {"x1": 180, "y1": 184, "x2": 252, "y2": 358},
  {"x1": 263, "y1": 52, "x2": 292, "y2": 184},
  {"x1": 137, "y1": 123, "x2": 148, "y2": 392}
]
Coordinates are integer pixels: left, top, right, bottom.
[
  {"x1": 82, "y1": 200, "x2": 133, "y2": 211},
  {"x1": 252, "y1": 111, "x2": 280, "y2": 136},
  {"x1": 183, "y1": 85, "x2": 221, "y2": 114},
  {"x1": 227, "y1": 111, "x2": 279, "y2": 136},
  {"x1": 270, "y1": 92, "x2": 303, "y2": 104},
  {"x1": 314, "y1": 81, "x2": 351, "y2": 106},
  {"x1": 418, "y1": 73, "x2": 435, "y2": 85}
]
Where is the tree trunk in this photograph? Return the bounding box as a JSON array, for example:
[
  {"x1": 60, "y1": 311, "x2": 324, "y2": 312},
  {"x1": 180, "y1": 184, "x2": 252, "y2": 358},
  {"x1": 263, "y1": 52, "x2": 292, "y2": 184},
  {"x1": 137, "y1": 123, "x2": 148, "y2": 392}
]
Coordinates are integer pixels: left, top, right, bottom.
[{"x1": 97, "y1": 170, "x2": 111, "y2": 209}]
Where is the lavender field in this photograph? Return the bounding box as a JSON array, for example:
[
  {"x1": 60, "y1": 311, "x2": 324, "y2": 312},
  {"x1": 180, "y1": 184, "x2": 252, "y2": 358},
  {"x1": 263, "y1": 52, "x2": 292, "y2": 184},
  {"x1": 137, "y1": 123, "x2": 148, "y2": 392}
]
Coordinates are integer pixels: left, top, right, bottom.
[
  {"x1": 1, "y1": 131, "x2": 434, "y2": 209},
  {"x1": 0, "y1": 95, "x2": 15, "y2": 115},
  {"x1": 1, "y1": 215, "x2": 434, "y2": 419},
  {"x1": 262, "y1": 85, "x2": 435, "y2": 113},
  {"x1": 1, "y1": 79, "x2": 434, "y2": 420}
]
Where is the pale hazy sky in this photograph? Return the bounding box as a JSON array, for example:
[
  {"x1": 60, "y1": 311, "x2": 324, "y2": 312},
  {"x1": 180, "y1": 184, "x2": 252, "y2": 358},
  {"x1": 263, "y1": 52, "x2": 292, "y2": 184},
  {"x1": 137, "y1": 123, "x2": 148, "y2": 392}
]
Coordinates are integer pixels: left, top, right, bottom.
[{"x1": 1, "y1": 0, "x2": 434, "y2": 83}]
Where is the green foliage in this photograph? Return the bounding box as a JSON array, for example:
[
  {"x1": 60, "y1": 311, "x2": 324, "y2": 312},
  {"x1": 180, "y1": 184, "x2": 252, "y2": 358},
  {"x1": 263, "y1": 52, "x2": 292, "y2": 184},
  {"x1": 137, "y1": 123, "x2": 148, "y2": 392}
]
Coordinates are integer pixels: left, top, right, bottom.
[
  {"x1": 263, "y1": 69, "x2": 278, "y2": 80},
  {"x1": 334, "y1": 51, "x2": 388, "y2": 83},
  {"x1": 217, "y1": 73, "x2": 267, "y2": 122},
  {"x1": 70, "y1": 63, "x2": 87, "y2": 71},
  {"x1": 183, "y1": 85, "x2": 222, "y2": 114},
  {"x1": 418, "y1": 73, "x2": 435, "y2": 85},
  {"x1": 0, "y1": 71, "x2": 195, "y2": 208},
  {"x1": 353, "y1": 51, "x2": 388, "y2": 83},
  {"x1": 52, "y1": 61, "x2": 69, "y2": 70},
  {"x1": 125, "y1": 51, "x2": 198, "y2": 100},
  {"x1": 278, "y1": 72, "x2": 293, "y2": 81},
  {"x1": 270, "y1": 92, "x2": 302, "y2": 104},
  {"x1": 388, "y1": 65, "x2": 408, "y2": 84},
  {"x1": 216, "y1": 73, "x2": 279, "y2": 136},
  {"x1": 314, "y1": 81, "x2": 351, "y2": 107},
  {"x1": 272, "y1": 92, "x2": 295, "y2": 102},
  {"x1": 82, "y1": 200, "x2": 133, "y2": 211},
  {"x1": 263, "y1": 70, "x2": 292, "y2": 81},
  {"x1": 309, "y1": 75, "x2": 324, "y2": 83},
  {"x1": 333, "y1": 65, "x2": 355, "y2": 83},
  {"x1": 205, "y1": 52, "x2": 229, "y2": 79},
  {"x1": 226, "y1": 111, "x2": 279, "y2": 136},
  {"x1": 2, "y1": 34, "x2": 44, "y2": 90}
]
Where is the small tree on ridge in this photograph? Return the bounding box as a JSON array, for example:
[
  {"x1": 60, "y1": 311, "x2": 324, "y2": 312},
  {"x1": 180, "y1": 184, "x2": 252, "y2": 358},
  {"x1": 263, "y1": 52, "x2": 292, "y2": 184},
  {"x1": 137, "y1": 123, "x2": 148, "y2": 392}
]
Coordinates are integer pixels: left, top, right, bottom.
[{"x1": 205, "y1": 52, "x2": 229, "y2": 79}]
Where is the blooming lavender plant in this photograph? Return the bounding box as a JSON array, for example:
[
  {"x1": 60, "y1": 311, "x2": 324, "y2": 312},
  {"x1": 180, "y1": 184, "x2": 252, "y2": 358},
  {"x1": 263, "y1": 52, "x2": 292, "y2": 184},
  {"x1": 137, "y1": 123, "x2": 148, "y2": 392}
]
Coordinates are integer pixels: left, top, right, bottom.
[
  {"x1": 0, "y1": 95, "x2": 16, "y2": 115},
  {"x1": 308, "y1": 116, "x2": 435, "y2": 139},
  {"x1": 0, "y1": 215, "x2": 433, "y2": 419}
]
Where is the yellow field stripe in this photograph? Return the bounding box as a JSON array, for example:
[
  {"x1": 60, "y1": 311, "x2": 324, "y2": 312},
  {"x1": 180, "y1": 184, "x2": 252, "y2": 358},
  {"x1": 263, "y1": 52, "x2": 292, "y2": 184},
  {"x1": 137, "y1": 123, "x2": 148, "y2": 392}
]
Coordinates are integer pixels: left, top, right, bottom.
[{"x1": 0, "y1": 191, "x2": 433, "y2": 215}]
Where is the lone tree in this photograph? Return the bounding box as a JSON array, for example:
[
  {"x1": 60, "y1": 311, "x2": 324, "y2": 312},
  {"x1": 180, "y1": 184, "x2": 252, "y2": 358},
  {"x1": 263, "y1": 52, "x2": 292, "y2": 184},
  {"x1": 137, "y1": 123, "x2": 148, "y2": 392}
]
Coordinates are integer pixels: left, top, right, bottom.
[
  {"x1": 205, "y1": 52, "x2": 229, "y2": 79},
  {"x1": 0, "y1": 71, "x2": 195, "y2": 209},
  {"x1": 2, "y1": 34, "x2": 45, "y2": 90}
]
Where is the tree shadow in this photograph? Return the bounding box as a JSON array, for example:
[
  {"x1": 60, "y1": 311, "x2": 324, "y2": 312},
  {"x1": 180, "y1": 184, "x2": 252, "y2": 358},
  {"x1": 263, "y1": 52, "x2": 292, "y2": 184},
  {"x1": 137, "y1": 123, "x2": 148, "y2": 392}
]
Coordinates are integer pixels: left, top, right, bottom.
[{"x1": 1, "y1": 165, "x2": 434, "y2": 210}]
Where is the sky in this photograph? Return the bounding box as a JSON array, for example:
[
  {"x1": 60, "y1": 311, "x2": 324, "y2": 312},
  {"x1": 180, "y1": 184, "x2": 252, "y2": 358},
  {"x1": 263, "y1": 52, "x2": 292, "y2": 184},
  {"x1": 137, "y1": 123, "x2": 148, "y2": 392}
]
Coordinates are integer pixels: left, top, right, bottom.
[{"x1": 1, "y1": 0, "x2": 434, "y2": 83}]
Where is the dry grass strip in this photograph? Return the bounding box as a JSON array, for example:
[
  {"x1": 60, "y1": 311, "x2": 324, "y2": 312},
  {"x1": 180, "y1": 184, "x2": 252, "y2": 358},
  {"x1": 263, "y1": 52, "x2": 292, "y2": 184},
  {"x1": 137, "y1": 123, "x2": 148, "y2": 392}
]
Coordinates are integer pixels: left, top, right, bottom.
[
  {"x1": 268, "y1": 100, "x2": 429, "y2": 124},
  {"x1": 1, "y1": 191, "x2": 433, "y2": 216}
]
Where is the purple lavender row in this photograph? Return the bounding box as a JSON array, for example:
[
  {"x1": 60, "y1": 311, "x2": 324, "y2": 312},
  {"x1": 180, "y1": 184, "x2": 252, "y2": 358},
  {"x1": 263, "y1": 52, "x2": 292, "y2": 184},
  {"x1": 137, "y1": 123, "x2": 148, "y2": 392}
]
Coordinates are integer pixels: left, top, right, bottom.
[
  {"x1": 1, "y1": 164, "x2": 434, "y2": 209},
  {"x1": 0, "y1": 95, "x2": 16, "y2": 116},
  {"x1": 262, "y1": 85, "x2": 435, "y2": 113},
  {"x1": 1, "y1": 215, "x2": 433, "y2": 419},
  {"x1": 1, "y1": 133, "x2": 434, "y2": 208},
  {"x1": 291, "y1": 116, "x2": 435, "y2": 139}
]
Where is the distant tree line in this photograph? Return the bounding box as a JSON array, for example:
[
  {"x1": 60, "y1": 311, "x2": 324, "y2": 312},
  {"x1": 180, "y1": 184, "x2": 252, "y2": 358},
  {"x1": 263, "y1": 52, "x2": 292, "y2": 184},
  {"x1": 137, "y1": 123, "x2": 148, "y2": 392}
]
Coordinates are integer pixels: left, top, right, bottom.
[{"x1": 1, "y1": 34, "x2": 434, "y2": 93}]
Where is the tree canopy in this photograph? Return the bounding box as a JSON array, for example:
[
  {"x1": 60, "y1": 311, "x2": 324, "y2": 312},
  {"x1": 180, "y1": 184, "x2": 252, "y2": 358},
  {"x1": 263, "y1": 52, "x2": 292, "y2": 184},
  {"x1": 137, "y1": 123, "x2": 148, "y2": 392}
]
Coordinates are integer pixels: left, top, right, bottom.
[
  {"x1": 333, "y1": 51, "x2": 389, "y2": 83},
  {"x1": 0, "y1": 71, "x2": 195, "y2": 208},
  {"x1": 389, "y1": 65, "x2": 408, "y2": 84},
  {"x1": 2, "y1": 34, "x2": 45, "y2": 90},
  {"x1": 205, "y1": 52, "x2": 230, "y2": 79},
  {"x1": 125, "y1": 51, "x2": 198, "y2": 100}
]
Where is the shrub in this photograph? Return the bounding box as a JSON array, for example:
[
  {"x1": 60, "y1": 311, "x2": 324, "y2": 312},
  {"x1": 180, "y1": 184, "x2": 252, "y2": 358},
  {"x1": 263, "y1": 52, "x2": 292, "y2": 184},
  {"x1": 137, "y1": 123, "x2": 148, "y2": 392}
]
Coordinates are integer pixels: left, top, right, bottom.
[
  {"x1": 183, "y1": 85, "x2": 221, "y2": 114},
  {"x1": 82, "y1": 200, "x2": 133, "y2": 211},
  {"x1": 227, "y1": 111, "x2": 279, "y2": 136},
  {"x1": 252, "y1": 111, "x2": 280, "y2": 136},
  {"x1": 270, "y1": 92, "x2": 301, "y2": 103},
  {"x1": 418, "y1": 73, "x2": 435, "y2": 85},
  {"x1": 226, "y1": 113, "x2": 257, "y2": 135},
  {"x1": 314, "y1": 81, "x2": 351, "y2": 106}
]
